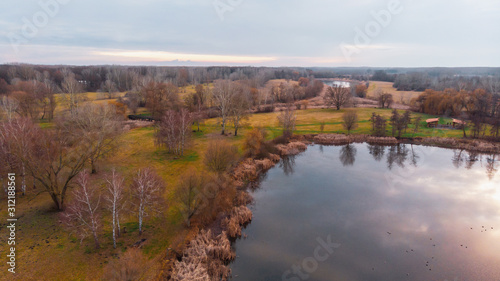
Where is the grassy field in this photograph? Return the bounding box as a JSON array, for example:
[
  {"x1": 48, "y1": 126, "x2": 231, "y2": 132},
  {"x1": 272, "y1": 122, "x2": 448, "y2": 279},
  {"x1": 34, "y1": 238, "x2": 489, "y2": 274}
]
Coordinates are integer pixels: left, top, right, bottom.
[
  {"x1": 367, "y1": 81, "x2": 422, "y2": 105},
  {"x1": 0, "y1": 106, "x2": 468, "y2": 280},
  {"x1": 53, "y1": 92, "x2": 127, "y2": 114},
  {"x1": 205, "y1": 108, "x2": 467, "y2": 139}
]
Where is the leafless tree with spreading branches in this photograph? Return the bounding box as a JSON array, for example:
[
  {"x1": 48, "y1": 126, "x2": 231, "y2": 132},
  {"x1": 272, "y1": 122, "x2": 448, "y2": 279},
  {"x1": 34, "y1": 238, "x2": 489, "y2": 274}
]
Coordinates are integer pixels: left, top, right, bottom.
[
  {"x1": 324, "y1": 85, "x2": 351, "y2": 110},
  {"x1": 131, "y1": 168, "x2": 166, "y2": 235},
  {"x1": 278, "y1": 104, "x2": 296, "y2": 138},
  {"x1": 62, "y1": 171, "x2": 102, "y2": 249}
]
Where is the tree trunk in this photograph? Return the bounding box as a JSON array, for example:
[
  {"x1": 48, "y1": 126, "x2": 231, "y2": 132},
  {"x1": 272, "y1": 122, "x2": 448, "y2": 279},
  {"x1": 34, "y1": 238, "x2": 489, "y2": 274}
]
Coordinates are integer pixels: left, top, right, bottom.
[
  {"x1": 49, "y1": 192, "x2": 62, "y2": 210},
  {"x1": 138, "y1": 203, "x2": 143, "y2": 234},
  {"x1": 221, "y1": 118, "x2": 226, "y2": 135},
  {"x1": 91, "y1": 159, "x2": 97, "y2": 174},
  {"x1": 21, "y1": 163, "x2": 26, "y2": 196},
  {"x1": 117, "y1": 213, "x2": 121, "y2": 237},
  {"x1": 93, "y1": 231, "x2": 100, "y2": 249},
  {"x1": 112, "y1": 207, "x2": 116, "y2": 249}
]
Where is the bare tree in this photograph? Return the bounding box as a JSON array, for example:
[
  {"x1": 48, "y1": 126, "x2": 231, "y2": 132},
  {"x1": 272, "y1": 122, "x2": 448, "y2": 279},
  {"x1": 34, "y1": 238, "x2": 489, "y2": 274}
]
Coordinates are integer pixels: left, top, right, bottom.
[
  {"x1": 277, "y1": 104, "x2": 296, "y2": 138},
  {"x1": 371, "y1": 113, "x2": 387, "y2": 137},
  {"x1": 0, "y1": 96, "x2": 19, "y2": 120},
  {"x1": 156, "y1": 109, "x2": 193, "y2": 156},
  {"x1": 376, "y1": 90, "x2": 393, "y2": 109},
  {"x1": 41, "y1": 78, "x2": 57, "y2": 121},
  {"x1": 101, "y1": 79, "x2": 118, "y2": 99},
  {"x1": 212, "y1": 80, "x2": 235, "y2": 135},
  {"x1": 175, "y1": 168, "x2": 205, "y2": 227},
  {"x1": 143, "y1": 81, "x2": 180, "y2": 119},
  {"x1": 62, "y1": 171, "x2": 101, "y2": 248},
  {"x1": 204, "y1": 140, "x2": 238, "y2": 175},
  {"x1": 324, "y1": 85, "x2": 351, "y2": 110},
  {"x1": 61, "y1": 71, "x2": 84, "y2": 112},
  {"x1": 342, "y1": 110, "x2": 358, "y2": 135},
  {"x1": 229, "y1": 85, "x2": 251, "y2": 136},
  {"x1": 131, "y1": 168, "x2": 166, "y2": 235},
  {"x1": 59, "y1": 103, "x2": 123, "y2": 173},
  {"x1": 390, "y1": 109, "x2": 411, "y2": 137},
  {"x1": 105, "y1": 169, "x2": 125, "y2": 249},
  {"x1": 0, "y1": 118, "x2": 91, "y2": 209}
]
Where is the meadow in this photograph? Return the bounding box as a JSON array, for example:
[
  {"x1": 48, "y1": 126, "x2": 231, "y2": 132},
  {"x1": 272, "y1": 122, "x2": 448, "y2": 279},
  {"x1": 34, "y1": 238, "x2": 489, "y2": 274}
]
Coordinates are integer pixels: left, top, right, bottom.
[
  {"x1": 367, "y1": 81, "x2": 423, "y2": 105},
  {"x1": 0, "y1": 89, "x2": 469, "y2": 280}
]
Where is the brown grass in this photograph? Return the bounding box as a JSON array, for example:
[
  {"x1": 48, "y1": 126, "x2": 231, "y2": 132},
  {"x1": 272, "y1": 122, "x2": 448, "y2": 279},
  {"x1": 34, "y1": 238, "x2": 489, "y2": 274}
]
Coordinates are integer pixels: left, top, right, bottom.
[
  {"x1": 312, "y1": 134, "x2": 398, "y2": 145},
  {"x1": 416, "y1": 137, "x2": 500, "y2": 153},
  {"x1": 276, "y1": 141, "x2": 308, "y2": 156},
  {"x1": 170, "y1": 230, "x2": 234, "y2": 281},
  {"x1": 103, "y1": 248, "x2": 149, "y2": 281},
  {"x1": 222, "y1": 206, "x2": 253, "y2": 238}
]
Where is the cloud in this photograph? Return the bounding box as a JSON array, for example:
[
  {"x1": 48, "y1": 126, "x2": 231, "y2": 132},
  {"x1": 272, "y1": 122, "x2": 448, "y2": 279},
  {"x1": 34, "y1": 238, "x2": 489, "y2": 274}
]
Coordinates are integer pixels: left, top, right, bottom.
[{"x1": 0, "y1": 0, "x2": 499, "y2": 66}]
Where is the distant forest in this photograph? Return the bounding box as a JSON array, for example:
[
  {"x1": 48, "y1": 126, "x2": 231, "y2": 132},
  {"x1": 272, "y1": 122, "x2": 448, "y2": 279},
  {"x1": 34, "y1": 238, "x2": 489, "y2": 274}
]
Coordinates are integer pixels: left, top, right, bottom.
[{"x1": 0, "y1": 64, "x2": 499, "y2": 94}]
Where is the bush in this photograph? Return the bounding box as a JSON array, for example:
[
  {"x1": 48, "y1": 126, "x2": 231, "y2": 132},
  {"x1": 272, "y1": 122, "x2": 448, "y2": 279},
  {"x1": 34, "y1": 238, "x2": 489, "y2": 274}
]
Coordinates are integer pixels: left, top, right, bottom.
[
  {"x1": 204, "y1": 140, "x2": 239, "y2": 174},
  {"x1": 255, "y1": 105, "x2": 275, "y2": 113},
  {"x1": 242, "y1": 128, "x2": 276, "y2": 159},
  {"x1": 103, "y1": 248, "x2": 148, "y2": 281}
]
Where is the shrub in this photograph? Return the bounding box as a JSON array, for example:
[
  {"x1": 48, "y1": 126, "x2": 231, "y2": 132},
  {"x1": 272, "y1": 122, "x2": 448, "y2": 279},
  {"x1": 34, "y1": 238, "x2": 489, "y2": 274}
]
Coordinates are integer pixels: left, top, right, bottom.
[
  {"x1": 103, "y1": 248, "x2": 148, "y2": 281},
  {"x1": 242, "y1": 128, "x2": 276, "y2": 159},
  {"x1": 204, "y1": 140, "x2": 239, "y2": 175}
]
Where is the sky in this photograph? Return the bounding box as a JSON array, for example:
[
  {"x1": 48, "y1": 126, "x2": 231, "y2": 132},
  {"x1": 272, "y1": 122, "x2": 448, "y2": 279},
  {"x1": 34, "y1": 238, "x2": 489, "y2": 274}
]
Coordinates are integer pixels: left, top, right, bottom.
[{"x1": 0, "y1": 0, "x2": 499, "y2": 67}]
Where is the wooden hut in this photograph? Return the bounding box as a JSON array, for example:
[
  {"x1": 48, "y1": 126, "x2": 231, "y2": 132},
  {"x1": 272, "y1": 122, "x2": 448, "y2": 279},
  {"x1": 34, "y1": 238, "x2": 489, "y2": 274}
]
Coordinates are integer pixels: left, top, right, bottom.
[
  {"x1": 426, "y1": 118, "x2": 439, "y2": 128},
  {"x1": 452, "y1": 119, "x2": 465, "y2": 129}
]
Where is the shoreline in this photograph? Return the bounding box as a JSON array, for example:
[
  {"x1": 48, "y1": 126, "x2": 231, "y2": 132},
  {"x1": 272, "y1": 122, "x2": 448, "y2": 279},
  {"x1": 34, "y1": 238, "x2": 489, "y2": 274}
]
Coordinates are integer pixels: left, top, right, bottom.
[
  {"x1": 301, "y1": 134, "x2": 500, "y2": 154},
  {"x1": 162, "y1": 134, "x2": 499, "y2": 280}
]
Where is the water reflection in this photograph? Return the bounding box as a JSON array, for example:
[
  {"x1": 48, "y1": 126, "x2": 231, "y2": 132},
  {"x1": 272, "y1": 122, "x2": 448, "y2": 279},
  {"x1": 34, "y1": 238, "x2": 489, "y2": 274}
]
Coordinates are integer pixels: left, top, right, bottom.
[
  {"x1": 368, "y1": 144, "x2": 385, "y2": 162},
  {"x1": 339, "y1": 144, "x2": 357, "y2": 166},
  {"x1": 230, "y1": 144, "x2": 500, "y2": 281},
  {"x1": 279, "y1": 155, "x2": 296, "y2": 176},
  {"x1": 339, "y1": 143, "x2": 496, "y2": 180},
  {"x1": 454, "y1": 150, "x2": 500, "y2": 180},
  {"x1": 386, "y1": 144, "x2": 409, "y2": 170},
  {"x1": 486, "y1": 155, "x2": 499, "y2": 180}
]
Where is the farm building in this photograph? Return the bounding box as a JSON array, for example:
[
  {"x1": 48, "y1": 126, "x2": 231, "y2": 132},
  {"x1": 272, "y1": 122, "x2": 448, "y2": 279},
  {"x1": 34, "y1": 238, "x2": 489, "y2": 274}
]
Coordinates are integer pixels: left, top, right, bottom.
[
  {"x1": 452, "y1": 119, "x2": 465, "y2": 128},
  {"x1": 426, "y1": 118, "x2": 439, "y2": 128}
]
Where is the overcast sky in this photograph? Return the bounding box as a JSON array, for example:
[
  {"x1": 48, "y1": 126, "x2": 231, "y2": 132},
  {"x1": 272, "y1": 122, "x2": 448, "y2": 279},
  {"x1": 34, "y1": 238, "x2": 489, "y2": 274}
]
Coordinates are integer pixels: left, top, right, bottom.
[{"x1": 0, "y1": 0, "x2": 498, "y2": 67}]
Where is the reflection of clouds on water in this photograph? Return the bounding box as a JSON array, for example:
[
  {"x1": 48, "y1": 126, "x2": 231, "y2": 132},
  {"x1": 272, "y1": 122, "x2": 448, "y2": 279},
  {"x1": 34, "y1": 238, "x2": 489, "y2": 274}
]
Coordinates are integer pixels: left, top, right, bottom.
[{"x1": 231, "y1": 144, "x2": 500, "y2": 281}]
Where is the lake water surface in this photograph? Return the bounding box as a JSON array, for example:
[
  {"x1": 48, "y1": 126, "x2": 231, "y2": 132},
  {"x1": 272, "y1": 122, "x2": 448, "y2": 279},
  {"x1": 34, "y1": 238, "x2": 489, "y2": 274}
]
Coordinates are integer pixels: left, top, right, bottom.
[
  {"x1": 230, "y1": 143, "x2": 500, "y2": 281},
  {"x1": 322, "y1": 81, "x2": 351, "y2": 88}
]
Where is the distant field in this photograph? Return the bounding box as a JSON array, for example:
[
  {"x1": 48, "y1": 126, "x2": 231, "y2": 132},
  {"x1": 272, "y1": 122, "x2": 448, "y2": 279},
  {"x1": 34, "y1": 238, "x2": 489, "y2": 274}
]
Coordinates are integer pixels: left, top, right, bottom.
[
  {"x1": 204, "y1": 107, "x2": 467, "y2": 139},
  {"x1": 367, "y1": 81, "x2": 422, "y2": 105},
  {"x1": 53, "y1": 92, "x2": 127, "y2": 113}
]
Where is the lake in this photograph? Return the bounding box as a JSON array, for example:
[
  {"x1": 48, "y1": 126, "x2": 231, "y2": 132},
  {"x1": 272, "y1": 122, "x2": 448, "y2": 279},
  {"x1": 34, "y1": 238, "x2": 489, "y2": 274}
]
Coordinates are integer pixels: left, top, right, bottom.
[
  {"x1": 322, "y1": 81, "x2": 351, "y2": 88},
  {"x1": 230, "y1": 143, "x2": 500, "y2": 281}
]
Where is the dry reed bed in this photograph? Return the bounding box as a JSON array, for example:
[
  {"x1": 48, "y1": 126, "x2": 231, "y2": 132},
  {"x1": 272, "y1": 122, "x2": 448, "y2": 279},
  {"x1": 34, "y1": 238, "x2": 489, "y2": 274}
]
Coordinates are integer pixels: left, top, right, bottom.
[
  {"x1": 170, "y1": 230, "x2": 233, "y2": 281},
  {"x1": 222, "y1": 206, "x2": 253, "y2": 238},
  {"x1": 415, "y1": 137, "x2": 500, "y2": 154},
  {"x1": 275, "y1": 141, "x2": 308, "y2": 156},
  {"x1": 311, "y1": 134, "x2": 398, "y2": 145},
  {"x1": 170, "y1": 205, "x2": 253, "y2": 281},
  {"x1": 232, "y1": 153, "x2": 281, "y2": 184},
  {"x1": 309, "y1": 133, "x2": 500, "y2": 153}
]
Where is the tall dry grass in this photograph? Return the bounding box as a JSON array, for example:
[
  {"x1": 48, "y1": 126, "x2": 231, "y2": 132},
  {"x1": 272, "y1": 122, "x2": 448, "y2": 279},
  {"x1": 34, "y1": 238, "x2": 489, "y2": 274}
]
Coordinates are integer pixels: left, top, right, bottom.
[{"x1": 171, "y1": 230, "x2": 234, "y2": 281}]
